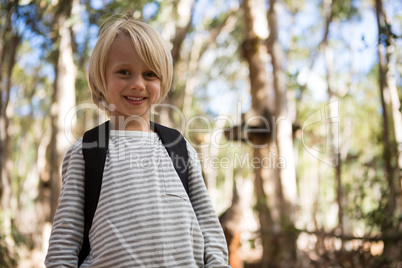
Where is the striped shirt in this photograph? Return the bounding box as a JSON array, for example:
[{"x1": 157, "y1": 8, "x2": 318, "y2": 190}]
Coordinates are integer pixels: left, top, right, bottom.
[{"x1": 45, "y1": 130, "x2": 229, "y2": 267}]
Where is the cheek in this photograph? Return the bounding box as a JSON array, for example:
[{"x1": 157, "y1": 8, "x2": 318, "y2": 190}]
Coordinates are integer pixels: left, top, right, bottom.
[
  {"x1": 107, "y1": 78, "x2": 125, "y2": 92},
  {"x1": 104, "y1": 79, "x2": 121, "y2": 105},
  {"x1": 150, "y1": 82, "x2": 161, "y2": 102},
  {"x1": 105, "y1": 79, "x2": 126, "y2": 102}
]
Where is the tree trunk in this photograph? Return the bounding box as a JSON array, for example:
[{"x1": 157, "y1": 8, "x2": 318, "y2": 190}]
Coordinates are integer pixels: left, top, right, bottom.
[
  {"x1": 321, "y1": 0, "x2": 345, "y2": 241},
  {"x1": 375, "y1": 0, "x2": 400, "y2": 262},
  {"x1": 324, "y1": 42, "x2": 345, "y2": 242},
  {"x1": 0, "y1": 33, "x2": 20, "y2": 213},
  {"x1": 380, "y1": 0, "x2": 402, "y2": 231},
  {"x1": 0, "y1": 1, "x2": 21, "y2": 263},
  {"x1": 387, "y1": 50, "x2": 402, "y2": 232},
  {"x1": 182, "y1": 32, "x2": 203, "y2": 117},
  {"x1": 45, "y1": 1, "x2": 77, "y2": 222},
  {"x1": 154, "y1": 0, "x2": 195, "y2": 127},
  {"x1": 0, "y1": 0, "x2": 19, "y2": 214},
  {"x1": 242, "y1": 0, "x2": 280, "y2": 266},
  {"x1": 219, "y1": 176, "x2": 244, "y2": 268},
  {"x1": 163, "y1": 0, "x2": 194, "y2": 64},
  {"x1": 267, "y1": 0, "x2": 297, "y2": 263}
]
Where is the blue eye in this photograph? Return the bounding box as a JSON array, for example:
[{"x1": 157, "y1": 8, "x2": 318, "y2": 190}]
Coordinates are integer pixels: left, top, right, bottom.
[
  {"x1": 144, "y1": 71, "x2": 157, "y2": 78},
  {"x1": 119, "y1": 70, "x2": 130, "y2": 75}
]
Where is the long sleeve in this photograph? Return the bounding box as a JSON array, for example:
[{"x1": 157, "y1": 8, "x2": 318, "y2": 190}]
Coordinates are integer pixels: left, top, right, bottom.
[
  {"x1": 45, "y1": 141, "x2": 85, "y2": 267},
  {"x1": 186, "y1": 143, "x2": 230, "y2": 267}
]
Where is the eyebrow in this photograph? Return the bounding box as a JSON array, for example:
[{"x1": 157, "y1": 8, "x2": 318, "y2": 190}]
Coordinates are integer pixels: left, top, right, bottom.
[{"x1": 109, "y1": 62, "x2": 133, "y2": 69}]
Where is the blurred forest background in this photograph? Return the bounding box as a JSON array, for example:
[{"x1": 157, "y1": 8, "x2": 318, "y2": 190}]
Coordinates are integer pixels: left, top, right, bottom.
[{"x1": 0, "y1": 0, "x2": 401, "y2": 267}]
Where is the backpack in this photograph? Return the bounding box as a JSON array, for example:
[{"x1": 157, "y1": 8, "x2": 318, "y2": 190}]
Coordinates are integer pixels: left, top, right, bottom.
[{"x1": 78, "y1": 120, "x2": 189, "y2": 266}]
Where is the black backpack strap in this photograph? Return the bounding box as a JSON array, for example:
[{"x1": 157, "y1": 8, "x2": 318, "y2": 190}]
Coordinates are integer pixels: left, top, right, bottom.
[
  {"x1": 151, "y1": 121, "x2": 189, "y2": 196},
  {"x1": 78, "y1": 121, "x2": 109, "y2": 266}
]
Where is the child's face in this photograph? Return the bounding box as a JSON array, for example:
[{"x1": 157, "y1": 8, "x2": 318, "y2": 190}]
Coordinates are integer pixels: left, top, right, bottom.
[{"x1": 105, "y1": 35, "x2": 161, "y2": 125}]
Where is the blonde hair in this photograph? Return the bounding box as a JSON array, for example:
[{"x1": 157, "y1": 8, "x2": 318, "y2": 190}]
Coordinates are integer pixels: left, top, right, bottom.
[{"x1": 88, "y1": 15, "x2": 173, "y2": 114}]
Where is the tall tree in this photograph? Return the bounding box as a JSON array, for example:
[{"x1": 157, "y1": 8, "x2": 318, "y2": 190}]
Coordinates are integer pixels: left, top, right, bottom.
[
  {"x1": 267, "y1": 0, "x2": 298, "y2": 262},
  {"x1": 0, "y1": 0, "x2": 20, "y2": 214},
  {"x1": 241, "y1": 0, "x2": 280, "y2": 266},
  {"x1": 321, "y1": 0, "x2": 344, "y2": 240},
  {"x1": 44, "y1": 0, "x2": 77, "y2": 222},
  {"x1": 375, "y1": 0, "x2": 401, "y2": 262},
  {"x1": 0, "y1": 1, "x2": 22, "y2": 264}
]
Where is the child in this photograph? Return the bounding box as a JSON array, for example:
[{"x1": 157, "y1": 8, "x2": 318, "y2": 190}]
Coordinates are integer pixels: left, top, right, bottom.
[{"x1": 45, "y1": 15, "x2": 230, "y2": 267}]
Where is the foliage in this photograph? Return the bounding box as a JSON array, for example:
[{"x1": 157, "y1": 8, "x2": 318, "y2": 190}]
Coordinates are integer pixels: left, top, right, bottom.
[
  {"x1": 0, "y1": 233, "x2": 18, "y2": 268},
  {"x1": 331, "y1": 0, "x2": 359, "y2": 21},
  {"x1": 0, "y1": 213, "x2": 28, "y2": 268}
]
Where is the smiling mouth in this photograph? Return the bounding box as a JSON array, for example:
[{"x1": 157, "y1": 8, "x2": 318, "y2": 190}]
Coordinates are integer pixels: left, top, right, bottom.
[
  {"x1": 125, "y1": 96, "x2": 146, "y2": 101},
  {"x1": 124, "y1": 96, "x2": 147, "y2": 105}
]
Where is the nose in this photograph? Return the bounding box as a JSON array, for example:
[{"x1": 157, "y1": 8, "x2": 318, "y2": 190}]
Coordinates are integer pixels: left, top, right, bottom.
[{"x1": 130, "y1": 74, "x2": 145, "y2": 91}]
